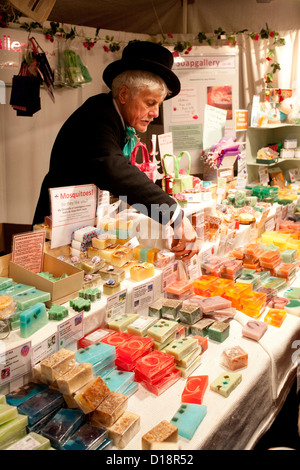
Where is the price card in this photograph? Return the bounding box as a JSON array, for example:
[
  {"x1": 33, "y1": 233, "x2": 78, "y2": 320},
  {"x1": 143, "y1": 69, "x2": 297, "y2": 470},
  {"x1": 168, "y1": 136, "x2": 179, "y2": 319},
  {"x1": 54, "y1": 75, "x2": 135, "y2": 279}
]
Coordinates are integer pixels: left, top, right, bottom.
[
  {"x1": 162, "y1": 261, "x2": 178, "y2": 290},
  {"x1": 32, "y1": 332, "x2": 58, "y2": 365},
  {"x1": 57, "y1": 312, "x2": 84, "y2": 349},
  {"x1": 0, "y1": 342, "x2": 32, "y2": 386},
  {"x1": 182, "y1": 253, "x2": 201, "y2": 280},
  {"x1": 132, "y1": 280, "x2": 154, "y2": 311},
  {"x1": 259, "y1": 167, "x2": 269, "y2": 186},
  {"x1": 106, "y1": 289, "x2": 127, "y2": 320},
  {"x1": 12, "y1": 231, "x2": 45, "y2": 273}
]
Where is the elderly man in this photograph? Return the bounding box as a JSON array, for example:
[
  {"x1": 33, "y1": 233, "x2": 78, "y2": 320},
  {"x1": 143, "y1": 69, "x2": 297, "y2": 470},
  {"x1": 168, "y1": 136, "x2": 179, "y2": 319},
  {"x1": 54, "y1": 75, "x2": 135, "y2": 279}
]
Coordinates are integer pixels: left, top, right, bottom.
[{"x1": 33, "y1": 41, "x2": 198, "y2": 258}]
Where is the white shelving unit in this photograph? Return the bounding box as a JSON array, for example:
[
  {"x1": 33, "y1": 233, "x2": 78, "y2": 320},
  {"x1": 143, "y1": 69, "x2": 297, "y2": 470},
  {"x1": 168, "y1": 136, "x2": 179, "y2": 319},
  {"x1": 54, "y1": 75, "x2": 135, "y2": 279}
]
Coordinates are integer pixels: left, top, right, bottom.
[{"x1": 246, "y1": 124, "x2": 300, "y2": 183}]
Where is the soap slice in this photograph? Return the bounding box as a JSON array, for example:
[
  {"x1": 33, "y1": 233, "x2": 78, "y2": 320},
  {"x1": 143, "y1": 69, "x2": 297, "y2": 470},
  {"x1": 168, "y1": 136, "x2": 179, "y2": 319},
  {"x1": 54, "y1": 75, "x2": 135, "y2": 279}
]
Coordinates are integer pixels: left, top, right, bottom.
[
  {"x1": 210, "y1": 372, "x2": 242, "y2": 397},
  {"x1": 170, "y1": 403, "x2": 207, "y2": 440},
  {"x1": 142, "y1": 420, "x2": 178, "y2": 450},
  {"x1": 181, "y1": 375, "x2": 209, "y2": 404},
  {"x1": 90, "y1": 391, "x2": 128, "y2": 427},
  {"x1": 40, "y1": 349, "x2": 76, "y2": 383},
  {"x1": 107, "y1": 411, "x2": 140, "y2": 449},
  {"x1": 56, "y1": 362, "x2": 94, "y2": 395},
  {"x1": 62, "y1": 423, "x2": 108, "y2": 450},
  {"x1": 41, "y1": 408, "x2": 86, "y2": 449},
  {"x1": 0, "y1": 404, "x2": 18, "y2": 425},
  {"x1": 74, "y1": 376, "x2": 110, "y2": 414},
  {"x1": 4, "y1": 431, "x2": 51, "y2": 450}
]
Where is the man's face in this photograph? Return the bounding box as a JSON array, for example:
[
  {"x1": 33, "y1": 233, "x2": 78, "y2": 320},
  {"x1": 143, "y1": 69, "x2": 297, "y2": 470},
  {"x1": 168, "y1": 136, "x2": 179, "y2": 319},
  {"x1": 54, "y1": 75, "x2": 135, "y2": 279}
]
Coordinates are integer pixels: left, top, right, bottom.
[{"x1": 119, "y1": 86, "x2": 165, "y2": 133}]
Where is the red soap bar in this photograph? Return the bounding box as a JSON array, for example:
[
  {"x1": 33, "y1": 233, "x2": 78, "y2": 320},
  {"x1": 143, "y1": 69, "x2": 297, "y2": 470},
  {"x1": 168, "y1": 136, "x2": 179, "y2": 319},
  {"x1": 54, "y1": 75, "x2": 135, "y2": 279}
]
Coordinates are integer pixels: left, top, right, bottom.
[
  {"x1": 77, "y1": 327, "x2": 115, "y2": 348},
  {"x1": 100, "y1": 331, "x2": 133, "y2": 357},
  {"x1": 135, "y1": 362, "x2": 175, "y2": 385},
  {"x1": 135, "y1": 350, "x2": 175, "y2": 379},
  {"x1": 181, "y1": 375, "x2": 209, "y2": 404},
  {"x1": 117, "y1": 336, "x2": 154, "y2": 362},
  {"x1": 140, "y1": 369, "x2": 181, "y2": 396}
]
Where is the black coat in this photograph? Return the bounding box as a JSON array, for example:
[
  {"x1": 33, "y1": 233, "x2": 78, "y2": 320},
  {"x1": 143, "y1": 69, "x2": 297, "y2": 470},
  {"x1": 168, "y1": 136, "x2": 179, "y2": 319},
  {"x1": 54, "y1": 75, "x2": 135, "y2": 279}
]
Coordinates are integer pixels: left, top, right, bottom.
[{"x1": 33, "y1": 92, "x2": 179, "y2": 226}]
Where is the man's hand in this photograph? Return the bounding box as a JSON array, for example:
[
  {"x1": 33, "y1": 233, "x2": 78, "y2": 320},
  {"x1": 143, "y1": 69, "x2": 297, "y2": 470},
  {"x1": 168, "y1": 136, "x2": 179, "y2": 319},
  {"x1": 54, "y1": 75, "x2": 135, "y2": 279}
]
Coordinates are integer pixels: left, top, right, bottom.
[{"x1": 171, "y1": 215, "x2": 201, "y2": 260}]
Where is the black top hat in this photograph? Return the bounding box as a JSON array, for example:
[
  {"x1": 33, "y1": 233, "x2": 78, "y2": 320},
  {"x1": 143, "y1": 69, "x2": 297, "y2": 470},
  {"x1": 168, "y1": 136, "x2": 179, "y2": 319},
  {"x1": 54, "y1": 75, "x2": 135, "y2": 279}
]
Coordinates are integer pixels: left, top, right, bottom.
[{"x1": 103, "y1": 41, "x2": 181, "y2": 100}]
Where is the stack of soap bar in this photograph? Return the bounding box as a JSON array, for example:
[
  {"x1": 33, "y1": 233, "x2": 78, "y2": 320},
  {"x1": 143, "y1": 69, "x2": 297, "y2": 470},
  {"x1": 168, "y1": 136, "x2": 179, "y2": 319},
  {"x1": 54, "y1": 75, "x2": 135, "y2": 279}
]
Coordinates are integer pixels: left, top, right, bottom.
[
  {"x1": 207, "y1": 321, "x2": 230, "y2": 343},
  {"x1": 90, "y1": 391, "x2": 128, "y2": 427},
  {"x1": 100, "y1": 331, "x2": 132, "y2": 358},
  {"x1": 19, "y1": 303, "x2": 48, "y2": 338},
  {"x1": 264, "y1": 308, "x2": 286, "y2": 327},
  {"x1": 221, "y1": 346, "x2": 248, "y2": 370},
  {"x1": 92, "y1": 233, "x2": 117, "y2": 250},
  {"x1": 193, "y1": 275, "x2": 219, "y2": 297},
  {"x1": 130, "y1": 262, "x2": 155, "y2": 281},
  {"x1": 102, "y1": 278, "x2": 121, "y2": 295},
  {"x1": 165, "y1": 337, "x2": 198, "y2": 361},
  {"x1": 220, "y1": 259, "x2": 243, "y2": 280},
  {"x1": 78, "y1": 327, "x2": 115, "y2": 348},
  {"x1": 135, "y1": 350, "x2": 180, "y2": 395},
  {"x1": 261, "y1": 276, "x2": 287, "y2": 291},
  {"x1": 4, "y1": 431, "x2": 51, "y2": 450},
  {"x1": 69, "y1": 297, "x2": 91, "y2": 312},
  {"x1": 40, "y1": 349, "x2": 76, "y2": 384},
  {"x1": 0, "y1": 414, "x2": 28, "y2": 449},
  {"x1": 0, "y1": 283, "x2": 32, "y2": 297},
  {"x1": 56, "y1": 363, "x2": 94, "y2": 395},
  {"x1": 181, "y1": 375, "x2": 209, "y2": 404},
  {"x1": 18, "y1": 389, "x2": 65, "y2": 426},
  {"x1": 222, "y1": 283, "x2": 252, "y2": 310},
  {"x1": 40, "y1": 408, "x2": 86, "y2": 449},
  {"x1": 0, "y1": 277, "x2": 15, "y2": 290},
  {"x1": 78, "y1": 287, "x2": 101, "y2": 301},
  {"x1": 98, "y1": 264, "x2": 125, "y2": 282},
  {"x1": 161, "y1": 299, "x2": 183, "y2": 321},
  {"x1": 14, "y1": 289, "x2": 51, "y2": 310},
  {"x1": 259, "y1": 249, "x2": 282, "y2": 272},
  {"x1": 75, "y1": 341, "x2": 116, "y2": 376},
  {"x1": 170, "y1": 403, "x2": 207, "y2": 440},
  {"x1": 0, "y1": 403, "x2": 18, "y2": 425},
  {"x1": 127, "y1": 316, "x2": 158, "y2": 337},
  {"x1": 210, "y1": 372, "x2": 242, "y2": 397},
  {"x1": 107, "y1": 313, "x2": 139, "y2": 332},
  {"x1": 281, "y1": 249, "x2": 297, "y2": 263},
  {"x1": 107, "y1": 411, "x2": 140, "y2": 449},
  {"x1": 74, "y1": 376, "x2": 110, "y2": 413},
  {"x1": 148, "y1": 298, "x2": 164, "y2": 318},
  {"x1": 115, "y1": 335, "x2": 154, "y2": 371},
  {"x1": 209, "y1": 278, "x2": 235, "y2": 296},
  {"x1": 242, "y1": 320, "x2": 268, "y2": 341},
  {"x1": 179, "y1": 304, "x2": 202, "y2": 325},
  {"x1": 275, "y1": 263, "x2": 297, "y2": 281},
  {"x1": 6, "y1": 382, "x2": 48, "y2": 407},
  {"x1": 141, "y1": 420, "x2": 178, "y2": 450},
  {"x1": 164, "y1": 280, "x2": 194, "y2": 301},
  {"x1": 239, "y1": 291, "x2": 267, "y2": 318},
  {"x1": 174, "y1": 347, "x2": 202, "y2": 378},
  {"x1": 62, "y1": 423, "x2": 108, "y2": 450},
  {"x1": 201, "y1": 256, "x2": 227, "y2": 277},
  {"x1": 147, "y1": 319, "x2": 178, "y2": 344},
  {"x1": 102, "y1": 369, "x2": 135, "y2": 394},
  {"x1": 110, "y1": 246, "x2": 133, "y2": 267},
  {"x1": 48, "y1": 304, "x2": 69, "y2": 321},
  {"x1": 197, "y1": 296, "x2": 232, "y2": 314}
]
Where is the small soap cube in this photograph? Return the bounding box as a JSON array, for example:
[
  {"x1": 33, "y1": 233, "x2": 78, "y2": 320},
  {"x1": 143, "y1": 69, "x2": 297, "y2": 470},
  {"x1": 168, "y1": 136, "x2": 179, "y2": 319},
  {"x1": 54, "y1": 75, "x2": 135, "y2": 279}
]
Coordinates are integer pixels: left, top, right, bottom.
[
  {"x1": 107, "y1": 411, "x2": 140, "y2": 449},
  {"x1": 74, "y1": 377, "x2": 110, "y2": 414},
  {"x1": 264, "y1": 308, "x2": 286, "y2": 327},
  {"x1": 221, "y1": 346, "x2": 248, "y2": 371},
  {"x1": 56, "y1": 362, "x2": 94, "y2": 395},
  {"x1": 103, "y1": 278, "x2": 121, "y2": 295},
  {"x1": 181, "y1": 375, "x2": 209, "y2": 404},
  {"x1": 148, "y1": 298, "x2": 164, "y2": 318},
  {"x1": 207, "y1": 321, "x2": 230, "y2": 343},
  {"x1": 189, "y1": 318, "x2": 215, "y2": 337},
  {"x1": 242, "y1": 320, "x2": 268, "y2": 341},
  {"x1": 179, "y1": 304, "x2": 202, "y2": 325},
  {"x1": 161, "y1": 299, "x2": 183, "y2": 320},
  {"x1": 170, "y1": 403, "x2": 207, "y2": 440},
  {"x1": 210, "y1": 372, "x2": 242, "y2": 397},
  {"x1": 90, "y1": 391, "x2": 128, "y2": 427},
  {"x1": 141, "y1": 420, "x2": 178, "y2": 450}
]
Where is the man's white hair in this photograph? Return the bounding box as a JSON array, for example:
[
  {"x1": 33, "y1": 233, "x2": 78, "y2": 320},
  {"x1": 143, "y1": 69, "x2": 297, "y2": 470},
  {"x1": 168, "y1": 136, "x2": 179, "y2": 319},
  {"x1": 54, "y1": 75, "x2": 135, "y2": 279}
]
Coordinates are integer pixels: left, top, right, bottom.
[{"x1": 111, "y1": 69, "x2": 170, "y2": 99}]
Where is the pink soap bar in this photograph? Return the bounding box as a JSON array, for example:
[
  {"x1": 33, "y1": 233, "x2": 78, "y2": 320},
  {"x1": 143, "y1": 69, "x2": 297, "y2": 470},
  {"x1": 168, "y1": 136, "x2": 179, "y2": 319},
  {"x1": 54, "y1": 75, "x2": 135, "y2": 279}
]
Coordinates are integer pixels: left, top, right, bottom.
[
  {"x1": 221, "y1": 345, "x2": 248, "y2": 371},
  {"x1": 212, "y1": 307, "x2": 236, "y2": 318},
  {"x1": 193, "y1": 335, "x2": 208, "y2": 353},
  {"x1": 242, "y1": 320, "x2": 268, "y2": 341},
  {"x1": 197, "y1": 296, "x2": 232, "y2": 313}
]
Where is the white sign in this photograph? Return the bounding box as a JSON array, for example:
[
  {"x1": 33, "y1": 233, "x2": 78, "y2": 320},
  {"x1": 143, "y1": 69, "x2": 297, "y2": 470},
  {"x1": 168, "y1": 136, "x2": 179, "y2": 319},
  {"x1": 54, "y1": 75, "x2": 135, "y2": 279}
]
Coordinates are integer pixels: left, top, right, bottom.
[
  {"x1": 132, "y1": 281, "x2": 154, "y2": 311},
  {"x1": 106, "y1": 289, "x2": 127, "y2": 320},
  {"x1": 50, "y1": 184, "x2": 97, "y2": 248},
  {"x1": 32, "y1": 332, "x2": 57, "y2": 365},
  {"x1": 0, "y1": 342, "x2": 32, "y2": 386},
  {"x1": 158, "y1": 132, "x2": 174, "y2": 175},
  {"x1": 57, "y1": 313, "x2": 84, "y2": 349},
  {"x1": 203, "y1": 104, "x2": 227, "y2": 150}
]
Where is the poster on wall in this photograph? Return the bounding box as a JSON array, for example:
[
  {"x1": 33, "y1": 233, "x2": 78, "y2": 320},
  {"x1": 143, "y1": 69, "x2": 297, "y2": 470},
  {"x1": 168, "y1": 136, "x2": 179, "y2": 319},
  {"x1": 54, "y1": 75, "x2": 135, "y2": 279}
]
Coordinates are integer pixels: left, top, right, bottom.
[{"x1": 163, "y1": 46, "x2": 239, "y2": 174}]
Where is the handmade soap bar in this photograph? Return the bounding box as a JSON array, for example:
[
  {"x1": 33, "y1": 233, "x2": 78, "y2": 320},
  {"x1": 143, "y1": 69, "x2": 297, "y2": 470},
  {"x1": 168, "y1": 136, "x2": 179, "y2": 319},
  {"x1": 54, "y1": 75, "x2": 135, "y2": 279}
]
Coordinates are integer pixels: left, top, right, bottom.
[
  {"x1": 0, "y1": 277, "x2": 14, "y2": 290},
  {"x1": 0, "y1": 414, "x2": 28, "y2": 447},
  {"x1": 117, "y1": 335, "x2": 153, "y2": 362},
  {"x1": 148, "y1": 298, "x2": 164, "y2": 318},
  {"x1": 111, "y1": 246, "x2": 133, "y2": 267},
  {"x1": 40, "y1": 349, "x2": 75, "y2": 383},
  {"x1": 73, "y1": 226, "x2": 100, "y2": 243},
  {"x1": 193, "y1": 275, "x2": 219, "y2": 296},
  {"x1": 181, "y1": 375, "x2": 209, "y2": 404},
  {"x1": 78, "y1": 327, "x2": 115, "y2": 348},
  {"x1": 189, "y1": 318, "x2": 215, "y2": 336},
  {"x1": 193, "y1": 335, "x2": 208, "y2": 353},
  {"x1": 210, "y1": 372, "x2": 242, "y2": 397},
  {"x1": 0, "y1": 395, "x2": 5, "y2": 405},
  {"x1": 69, "y1": 297, "x2": 91, "y2": 312},
  {"x1": 161, "y1": 299, "x2": 183, "y2": 320},
  {"x1": 285, "y1": 299, "x2": 300, "y2": 317},
  {"x1": 130, "y1": 262, "x2": 155, "y2": 281},
  {"x1": 207, "y1": 321, "x2": 230, "y2": 343},
  {"x1": 285, "y1": 287, "x2": 300, "y2": 299},
  {"x1": 122, "y1": 381, "x2": 139, "y2": 398},
  {"x1": 175, "y1": 346, "x2": 201, "y2": 368},
  {"x1": 197, "y1": 296, "x2": 232, "y2": 314},
  {"x1": 62, "y1": 423, "x2": 108, "y2": 450},
  {"x1": 141, "y1": 420, "x2": 178, "y2": 450},
  {"x1": 170, "y1": 403, "x2": 207, "y2": 440},
  {"x1": 90, "y1": 391, "x2": 128, "y2": 427},
  {"x1": 107, "y1": 411, "x2": 140, "y2": 449},
  {"x1": 76, "y1": 341, "x2": 116, "y2": 366},
  {"x1": 154, "y1": 250, "x2": 175, "y2": 268},
  {"x1": 41, "y1": 408, "x2": 86, "y2": 449},
  {"x1": 92, "y1": 233, "x2": 117, "y2": 249},
  {"x1": 140, "y1": 369, "x2": 181, "y2": 396},
  {"x1": 78, "y1": 287, "x2": 101, "y2": 301},
  {"x1": 165, "y1": 337, "x2": 198, "y2": 361},
  {"x1": 147, "y1": 319, "x2": 178, "y2": 343},
  {"x1": 127, "y1": 316, "x2": 158, "y2": 336},
  {"x1": 176, "y1": 355, "x2": 202, "y2": 378},
  {"x1": 98, "y1": 264, "x2": 125, "y2": 282},
  {"x1": 135, "y1": 350, "x2": 175, "y2": 379},
  {"x1": 264, "y1": 308, "x2": 286, "y2": 327},
  {"x1": 103, "y1": 369, "x2": 135, "y2": 394},
  {"x1": 107, "y1": 313, "x2": 139, "y2": 332},
  {"x1": 164, "y1": 280, "x2": 194, "y2": 301},
  {"x1": 4, "y1": 431, "x2": 51, "y2": 450},
  {"x1": 0, "y1": 283, "x2": 32, "y2": 297},
  {"x1": 19, "y1": 302, "x2": 48, "y2": 338},
  {"x1": 178, "y1": 304, "x2": 202, "y2": 325},
  {"x1": 80, "y1": 257, "x2": 105, "y2": 274},
  {"x1": 147, "y1": 248, "x2": 160, "y2": 264},
  {"x1": 18, "y1": 389, "x2": 64, "y2": 426},
  {"x1": 103, "y1": 278, "x2": 121, "y2": 295},
  {"x1": 242, "y1": 320, "x2": 268, "y2": 341},
  {"x1": 74, "y1": 376, "x2": 110, "y2": 413},
  {"x1": 6, "y1": 382, "x2": 48, "y2": 407},
  {"x1": 56, "y1": 362, "x2": 94, "y2": 395},
  {"x1": 48, "y1": 304, "x2": 69, "y2": 321},
  {"x1": 0, "y1": 404, "x2": 18, "y2": 425},
  {"x1": 221, "y1": 346, "x2": 248, "y2": 371},
  {"x1": 14, "y1": 289, "x2": 51, "y2": 310}
]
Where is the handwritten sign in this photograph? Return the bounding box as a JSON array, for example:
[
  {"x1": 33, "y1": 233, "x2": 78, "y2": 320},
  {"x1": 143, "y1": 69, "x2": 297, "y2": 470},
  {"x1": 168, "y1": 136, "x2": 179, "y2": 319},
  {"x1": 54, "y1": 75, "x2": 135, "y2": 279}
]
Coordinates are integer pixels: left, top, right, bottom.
[{"x1": 12, "y1": 231, "x2": 45, "y2": 272}]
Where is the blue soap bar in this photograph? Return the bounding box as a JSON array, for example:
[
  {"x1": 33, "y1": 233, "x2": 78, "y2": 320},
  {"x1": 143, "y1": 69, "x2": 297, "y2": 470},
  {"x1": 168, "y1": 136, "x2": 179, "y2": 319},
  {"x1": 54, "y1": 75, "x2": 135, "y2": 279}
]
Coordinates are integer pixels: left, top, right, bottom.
[
  {"x1": 6, "y1": 382, "x2": 48, "y2": 407},
  {"x1": 14, "y1": 288, "x2": 51, "y2": 310},
  {"x1": 41, "y1": 408, "x2": 86, "y2": 449},
  {"x1": 102, "y1": 369, "x2": 135, "y2": 393},
  {"x1": 62, "y1": 423, "x2": 108, "y2": 450},
  {"x1": 93, "y1": 358, "x2": 116, "y2": 377},
  {"x1": 170, "y1": 403, "x2": 207, "y2": 440},
  {"x1": 122, "y1": 381, "x2": 139, "y2": 397},
  {"x1": 18, "y1": 389, "x2": 65, "y2": 426},
  {"x1": 26, "y1": 407, "x2": 60, "y2": 434},
  {"x1": 75, "y1": 342, "x2": 116, "y2": 366},
  {"x1": 20, "y1": 303, "x2": 48, "y2": 338}
]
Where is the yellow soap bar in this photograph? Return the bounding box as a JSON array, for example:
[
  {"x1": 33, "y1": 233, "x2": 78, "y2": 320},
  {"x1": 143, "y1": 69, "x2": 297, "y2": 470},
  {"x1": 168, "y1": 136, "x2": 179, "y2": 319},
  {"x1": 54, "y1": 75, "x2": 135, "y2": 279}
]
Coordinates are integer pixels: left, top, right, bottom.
[
  {"x1": 40, "y1": 349, "x2": 76, "y2": 383},
  {"x1": 111, "y1": 246, "x2": 133, "y2": 267},
  {"x1": 74, "y1": 376, "x2": 110, "y2": 414},
  {"x1": 90, "y1": 391, "x2": 128, "y2": 427},
  {"x1": 130, "y1": 262, "x2": 155, "y2": 281},
  {"x1": 142, "y1": 420, "x2": 178, "y2": 450},
  {"x1": 147, "y1": 248, "x2": 160, "y2": 264},
  {"x1": 92, "y1": 233, "x2": 117, "y2": 249},
  {"x1": 56, "y1": 362, "x2": 93, "y2": 395}
]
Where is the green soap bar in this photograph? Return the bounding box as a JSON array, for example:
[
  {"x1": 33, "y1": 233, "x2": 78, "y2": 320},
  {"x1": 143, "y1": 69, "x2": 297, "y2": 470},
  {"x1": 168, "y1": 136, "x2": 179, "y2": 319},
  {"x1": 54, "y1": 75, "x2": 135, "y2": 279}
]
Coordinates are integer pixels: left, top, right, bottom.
[
  {"x1": 0, "y1": 395, "x2": 6, "y2": 405},
  {"x1": 165, "y1": 336, "x2": 198, "y2": 361},
  {"x1": 69, "y1": 297, "x2": 91, "y2": 312},
  {"x1": 78, "y1": 287, "x2": 101, "y2": 301},
  {"x1": 107, "y1": 313, "x2": 139, "y2": 332},
  {"x1": 14, "y1": 288, "x2": 51, "y2": 310},
  {"x1": 210, "y1": 372, "x2": 242, "y2": 397},
  {"x1": 189, "y1": 318, "x2": 214, "y2": 337},
  {"x1": 207, "y1": 321, "x2": 230, "y2": 343},
  {"x1": 0, "y1": 284, "x2": 32, "y2": 297},
  {"x1": 176, "y1": 355, "x2": 202, "y2": 379},
  {"x1": 0, "y1": 404, "x2": 18, "y2": 425},
  {"x1": 285, "y1": 287, "x2": 300, "y2": 299},
  {"x1": 4, "y1": 431, "x2": 51, "y2": 450},
  {"x1": 161, "y1": 300, "x2": 183, "y2": 320},
  {"x1": 148, "y1": 299, "x2": 164, "y2": 318},
  {"x1": 48, "y1": 304, "x2": 69, "y2": 321},
  {"x1": 0, "y1": 277, "x2": 15, "y2": 290},
  {"x1": 0, "y1": 414, "x2": 28, "y2": 445},
  {"x1": 147, "y1": 318, "x2": 178, "y2": 343}
]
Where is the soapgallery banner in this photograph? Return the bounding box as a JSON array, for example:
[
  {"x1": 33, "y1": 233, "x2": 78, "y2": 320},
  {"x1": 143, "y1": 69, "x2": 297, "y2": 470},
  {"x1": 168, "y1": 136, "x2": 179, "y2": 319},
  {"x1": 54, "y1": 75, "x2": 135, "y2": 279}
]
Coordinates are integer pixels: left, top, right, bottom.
[{"x1": 173, "y1": 55, "x2": 236, "y2": 70}]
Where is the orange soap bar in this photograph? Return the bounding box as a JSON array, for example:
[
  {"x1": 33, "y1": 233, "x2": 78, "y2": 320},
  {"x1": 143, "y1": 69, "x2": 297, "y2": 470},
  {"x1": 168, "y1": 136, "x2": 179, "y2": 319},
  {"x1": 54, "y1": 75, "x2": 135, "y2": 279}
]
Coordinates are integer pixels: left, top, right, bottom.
[
  {"x1": 209, "y1": 278, "x2": 234, "y2": 296},
  {"x1": 193, "y1": 275, "x2": 218, "y2": 296},
  {"x1": 130, "y1": 262, "x2": 155, "y2": 281},
  {"x1": 221, "y1": 345, "x2": 248, "y2": 371},
  {"x1": 264, "y1": 308, "x2": 286, "y2": 327},
  {"x1": 192, "y1": 335, "x2": 208, "y2": 353},
  {"x1": 181, "y1": 375, "x2": 209, "y2": 404}
]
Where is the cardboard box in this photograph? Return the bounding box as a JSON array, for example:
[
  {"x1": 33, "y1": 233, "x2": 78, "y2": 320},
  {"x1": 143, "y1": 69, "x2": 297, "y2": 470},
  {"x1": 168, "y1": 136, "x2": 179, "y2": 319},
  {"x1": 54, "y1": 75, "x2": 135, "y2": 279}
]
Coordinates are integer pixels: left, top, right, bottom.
[{"x1": 9, "y1": 253, "x2": 84, "y2": 306}]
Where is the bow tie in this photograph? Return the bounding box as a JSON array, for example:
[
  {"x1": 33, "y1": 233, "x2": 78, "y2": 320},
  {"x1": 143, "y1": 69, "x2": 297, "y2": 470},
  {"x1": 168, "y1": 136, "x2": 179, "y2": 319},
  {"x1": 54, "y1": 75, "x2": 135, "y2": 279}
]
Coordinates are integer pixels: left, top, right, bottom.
[{"x1": 123, "y1": 126, "x2": 138, "y2": 159}]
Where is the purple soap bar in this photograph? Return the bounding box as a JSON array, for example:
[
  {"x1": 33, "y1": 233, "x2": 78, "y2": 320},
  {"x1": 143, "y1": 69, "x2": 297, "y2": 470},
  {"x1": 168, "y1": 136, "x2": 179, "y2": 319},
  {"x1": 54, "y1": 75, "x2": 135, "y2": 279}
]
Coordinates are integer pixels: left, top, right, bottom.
[
  {"x1": 242, "y1": 320, "x2": 268, "y2": 341},
  {"x1": 198, "y1": 296, "x2": 232, "y2": 314}
]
